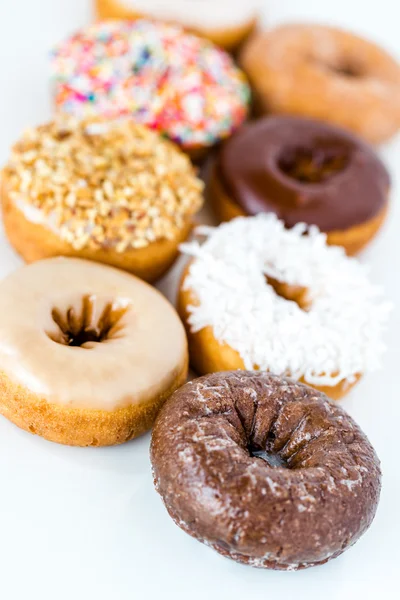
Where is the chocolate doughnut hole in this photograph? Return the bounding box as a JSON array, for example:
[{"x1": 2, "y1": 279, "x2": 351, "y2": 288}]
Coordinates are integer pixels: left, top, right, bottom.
[{"x1": 278, "y1": 143, "x2": 350, "y2": 184}]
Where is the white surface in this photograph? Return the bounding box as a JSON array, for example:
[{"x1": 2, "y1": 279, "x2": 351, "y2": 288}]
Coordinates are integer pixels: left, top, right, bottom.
[{"x1": 0, "y1": 2, "x2": 398, "y2": 599}]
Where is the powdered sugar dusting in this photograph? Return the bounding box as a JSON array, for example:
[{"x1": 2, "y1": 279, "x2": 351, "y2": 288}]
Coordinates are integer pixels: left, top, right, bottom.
[{"x1": 180, "y1": 215, "x2": 391, "y2": 387}]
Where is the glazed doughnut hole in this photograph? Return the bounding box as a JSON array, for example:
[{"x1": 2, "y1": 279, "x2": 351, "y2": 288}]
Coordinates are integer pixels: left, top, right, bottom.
[
  {"x1": 278, "y1": 143, "x2": 350, "y2": 184},
  {"x1": 46, "y1": 295, "x2": 130, "y2": 348},
  {"x1": 323, "y1": 57, "x2": 364, "y2": 79},
  {"x1": 328, "y1": 61, "x2": 363, "y2": 78},
  {"x1": 308, "y1": 52, "x2": 364, "y2": 79}
]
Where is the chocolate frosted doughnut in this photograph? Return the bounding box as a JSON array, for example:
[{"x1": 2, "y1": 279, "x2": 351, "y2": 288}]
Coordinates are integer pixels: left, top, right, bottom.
[
  {"x1": 151, "y1": 372, "x2": 381, "y2": 570},
  {"x1": 212, "y1": 116, "x2": 390, "y2": 254}
]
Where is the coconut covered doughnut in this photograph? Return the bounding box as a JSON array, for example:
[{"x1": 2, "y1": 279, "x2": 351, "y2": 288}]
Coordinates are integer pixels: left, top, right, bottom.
[
  {"x1": 1, "y1": 116, "x2": 203, "y2": 282},
  {"x1": 0, "y1": 257, "x2": 188, "y2": 447},
  {"x1": 211, "y1": 116, "x2": 390, "y2": 255},
  {"x1": 239, "y1": 24, "x2": 400, "y2": 144},
  {"x1": 51, "y1": 19, "x2": 250, "y2": 154},
  {"x1": 179, "y1": 215, "x2": 390, "y2": 399},
  {"x1": 151, "y1": 371, "x2": 381, "y2": 570},
  {"x1": 95, "y1": 0, "x2": 261, "y2": 51}
]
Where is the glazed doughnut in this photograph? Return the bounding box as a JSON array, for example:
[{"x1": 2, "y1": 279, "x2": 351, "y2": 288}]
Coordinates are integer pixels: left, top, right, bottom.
[
  {"x1": 94, "y1": 0, "x2": 261, "y2": 51},
  {"x1": 179, "y1": 215, "x2": 390, "y2": 399},
  {"x1": 151, "y1": 371, "x2": 381, "y2": 570},
  {"x1": 210, "y1": 116, "x2": 390, "y2": 255},
  {"x1": 51, "y1": 19, "x2": 250, "y2": 155},
  {"x1": 239, "y1": 24, "x2": 400, "y2": 144},
  {"x1": 0, "y1": 257, "x2": 188, "y2": 447},
  {"x1": 1, "y1": 116, "x2": 203, "y2": 282}
]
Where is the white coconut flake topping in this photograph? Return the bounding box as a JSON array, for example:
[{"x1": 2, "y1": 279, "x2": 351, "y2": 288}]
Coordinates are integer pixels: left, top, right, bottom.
[{"x1": 180, "y1": 214, "x2": 391, "y2": 387}]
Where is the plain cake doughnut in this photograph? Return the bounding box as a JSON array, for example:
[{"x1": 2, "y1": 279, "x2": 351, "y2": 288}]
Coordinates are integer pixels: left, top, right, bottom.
[
  {"x1": 0, "y1": 257, "x2": 188, "y2": 446},
  {"x1": 239, "y1": 24, "x2": 400, "y2": 144},
  {"x1": 151, "y1": 371, "x2": 382, "y2": 570}
]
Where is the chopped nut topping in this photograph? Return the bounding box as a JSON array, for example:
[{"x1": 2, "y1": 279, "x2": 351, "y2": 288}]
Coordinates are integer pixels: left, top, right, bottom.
[{"x1": 3, "y1": 117, "x2": 204, "y2": 252}]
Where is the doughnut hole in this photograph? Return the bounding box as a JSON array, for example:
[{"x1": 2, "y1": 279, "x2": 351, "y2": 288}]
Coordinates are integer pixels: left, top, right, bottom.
[
  {"x1": 322, "y1": 55, "x2": 365, "y2": 79},
  {"x1": 250, "y1": 447, "x2": 287, "y2": 467},
  {"x1": 328, "y1": 61, "x2": 363, "y2": 78},
  {"x1": 308, "y1": 53, "x2": 365, "y2": 79},
  {"x1": 265, "y1": 275, "x2": 311, "y2": 310},
  {"x1": 46, "y1": 295, "x2": 130, "y2": 347},
  {"x1": 278, "y1": 144, "x2": 350, "y2": 184}
]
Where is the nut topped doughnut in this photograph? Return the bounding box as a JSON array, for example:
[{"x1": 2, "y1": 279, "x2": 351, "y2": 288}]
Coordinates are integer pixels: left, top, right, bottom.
[
  {"x1": 211, "y1": 116, "x2": 390, "y2": 255},
  {"x1": 51, "y1": 19, "x2": 250, "y2": 154},
  {"x1": 0, "y1": 257, "x2": 188, "y2": 446},
  {"x1": 240, "y1": 24, "x2": 400, "y2": 144},
  {"x1": 151, "y1": 371, "x2": 381, "y2": 570},
  {"x1": 179, "y1": 215, "x2": 391, "y2": 399},
  {"x1": 95, "y1": 0, "x2": 261, "y2": 51},
  {"x1": 1, "y1": 116, "x2": 203, "y2": 281}
]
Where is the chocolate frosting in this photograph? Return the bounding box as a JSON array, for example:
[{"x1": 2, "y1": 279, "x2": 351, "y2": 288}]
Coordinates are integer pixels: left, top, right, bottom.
[
  {"x1": 219, "y1": 116, "x2": 390, "y2": 231},
  {"x1": 151, "y1": 372, "x2": 381, "y2": 570}
]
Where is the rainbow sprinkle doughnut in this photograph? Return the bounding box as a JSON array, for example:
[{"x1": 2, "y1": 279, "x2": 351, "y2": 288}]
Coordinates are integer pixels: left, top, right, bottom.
[{"x1": 51, "y1": 19, "x2": 250, "y2": 151}]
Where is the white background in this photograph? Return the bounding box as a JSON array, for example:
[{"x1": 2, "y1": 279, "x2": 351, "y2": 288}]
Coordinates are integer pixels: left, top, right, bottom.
[{"x1": 0, "y1": 1, "x2": 399, "y2": 599}]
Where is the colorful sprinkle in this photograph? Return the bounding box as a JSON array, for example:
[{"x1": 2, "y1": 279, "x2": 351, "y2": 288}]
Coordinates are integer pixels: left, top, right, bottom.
[{"x1": 51, "y1": 19, "x2": 250, "y2": 149}]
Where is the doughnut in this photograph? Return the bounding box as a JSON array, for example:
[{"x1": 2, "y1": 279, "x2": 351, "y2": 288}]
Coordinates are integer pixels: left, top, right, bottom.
[
  {"x1": 151, "y1": 371, "x2": 381, "y2": 570},
  {"x1": 51, "y1": 19, "x2": 250, "y2": 155},
  {"x1": 94, "y1": 0, "x2": 261, "y2": 51},
  {"x1": 0, "y1": 257, "x2": 188, "y2": 447},
  {"x1": 210, "y1": 116, "x2": 390, "y2": 255},
  {"x1": 179, "y1": 215, "x2": 391, "y2": 399},
  {"x1": 239, "y1": 24, "x2": 400, "y2": 144},
  {"x1": 1, "y1": 116, "x2": 203, "y2": 282}
]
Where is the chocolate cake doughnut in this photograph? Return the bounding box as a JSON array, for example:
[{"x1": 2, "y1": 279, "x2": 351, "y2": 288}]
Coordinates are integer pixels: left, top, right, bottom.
[
  {"x1": 151, "y1": 371, "x2": 382, "y2": 570},
  {"x1": 210, "y1": 116, "x2": 390, "y2": 255}
]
